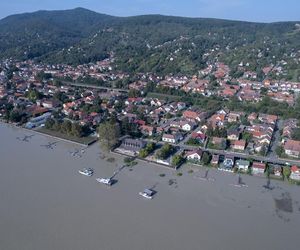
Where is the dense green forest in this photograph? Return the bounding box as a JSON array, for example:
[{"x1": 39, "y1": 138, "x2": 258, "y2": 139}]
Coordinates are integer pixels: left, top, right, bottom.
[{"x1": 0, "y1": 8, "x2": 300, "y2": 78}]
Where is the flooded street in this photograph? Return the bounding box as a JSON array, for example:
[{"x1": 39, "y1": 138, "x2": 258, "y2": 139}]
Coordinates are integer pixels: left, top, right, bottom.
[{"x1": 1, "y1": 123, "x2": 300, "y2": 250}]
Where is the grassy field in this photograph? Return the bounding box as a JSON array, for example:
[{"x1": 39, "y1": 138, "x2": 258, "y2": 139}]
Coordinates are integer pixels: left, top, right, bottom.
[
  {"x1": 146, "y1": 92, "x2": 182, "y2": 102},
  {"x1": 35, "y1": 127, "x2": 97, "y2": 145}
]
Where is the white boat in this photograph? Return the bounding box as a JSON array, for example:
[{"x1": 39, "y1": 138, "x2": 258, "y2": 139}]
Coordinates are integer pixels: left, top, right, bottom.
[
  {"x1": 139, "y1": 189, "x2": 154, "y2": 199},
  {"x1": 96, "y1": 178, "x2": 113, "y2": 186},
  {"x1": 78, "y1": 168, "x2": 93, "y2": 177},
  {"x1": 230, "y1": 183, "x2": 248, "y2": 188}
]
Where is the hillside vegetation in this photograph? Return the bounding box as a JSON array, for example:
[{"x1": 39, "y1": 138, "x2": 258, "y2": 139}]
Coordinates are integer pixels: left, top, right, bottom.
[{"x1": 0, "y1": 8, "x2": 300, "y2": 78}]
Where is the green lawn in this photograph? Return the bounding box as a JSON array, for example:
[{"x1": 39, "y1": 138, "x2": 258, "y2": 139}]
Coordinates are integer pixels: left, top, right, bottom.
[
  {"x1": 147, "y1": 92, "x2": 182, "y2": 102},
  {"x1": 36, "y1": 127, "x2": 97, "y2": 145}
]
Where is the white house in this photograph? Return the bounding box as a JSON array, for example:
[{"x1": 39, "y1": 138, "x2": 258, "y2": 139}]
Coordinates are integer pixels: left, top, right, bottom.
[
  {"x1": 177, "y1": 102, "x2": 186, "y2": 110},
  {"x1": 217, "y1": 109, "x2": 229, "y2": 115},
  {"x1": 181, "y1": 121, "x2": 196, "y2": 132},
  {"x1": 150, "y1": 99, "x2": 164, "y2": 107},
  {"x1": 186, "y1": 150, "x2": 203, "y2": 161},
  {"x1": 290, "y1": 166, "x2": 300, "y2": 181},
  {"x1": 162, "y1": 133, "x2": 183, "y2": 144},
  {"x1": 235, "y1": 160, "x2": 250, "y2": 172}
]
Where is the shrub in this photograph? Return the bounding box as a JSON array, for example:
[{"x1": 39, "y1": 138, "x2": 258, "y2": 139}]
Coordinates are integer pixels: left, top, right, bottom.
[
  {"x1": 130, "y1": 161, "x2": 138, "y2": 166},
  {"x1": 124, "y1": 157, "x2": 134, "y2": 164},
  {"x1": 106, "y1": 157, "x2": 115, "y2": 163},
  {"x1": 201, "y1": 152, "x2": 212, "y2": 165},
  {"x1": 156, "y1": 143, "x2": 174, "y2": 160},
  {"x1": 172, "y1": 154, "x2": 184, "y2": 167}
]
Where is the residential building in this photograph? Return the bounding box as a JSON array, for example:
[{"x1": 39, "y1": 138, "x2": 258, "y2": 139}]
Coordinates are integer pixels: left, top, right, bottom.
[
  {"x1": 190, "y1": 131, "x2": 206, "y2": 143},
  {"x1": 227, "y1": 112, "x2": 243, "y2": 123},
  {"x1": 37, "y1": 99, "x2": 60, "y2": 109},
  {"x1": 208, "y1": 114, "x2": 226, "y2": 128},
  {"x1": 170, "y1": 120, "x2": 196, "y2": 132},
  {"x1": 282, "y1": 119, "x2": 298, "y2": 139},
  {"x1": 268, "y1": 165, "x2": 283, "y2": 178},
  {"x1": 284, "y1": 139, "x2": 300, "y2": 158},
  {"x1": 182, "y1": 79, "x2": 208, "y2": 93},
  {"x1": 248, "y1": 112, "x2": 258, "y2": 124},
  {"x1": 220, "y1": 156, "x2": 234, "y2": 170},
  {"x1": 183, "y1": 110, "x2": 207, "y2": 122},
  {"x1": 162, "y1": 132, "x2": 183, "y2": 144},
  {"x1": 236, "y1": 160, "x2": 250, "y2": 172},
  {"x1": 258, "y1": 114, "x2": 278, "y2": 125},
  {"x1": 252, "y1": 162, "x2": 266, "y2": 176},
  {"x1": 186, "y1": 150, "x2": 203, "y2": 161},
  {"x1": 227, "y1": 129, "x2": 240, "y2": 140},
  {"x1": 140, "y1": 125, "x2": 155, "y2": 136},
  {"x1": 290, "y1": 165, "x2": 300, "y2": 181},
  {"x1": 120, "y1": 139, "x2": 147, "y2": 154},
  {"x1": 181, "y1": 121, "x2": 196, "y2": 132},
  {"x1": 211, "y1": 154, "x2": 220, "y2": 166},
  {"x1": 25, "y1": 112, "x2": 52, "y2": 129},
  {"x1": 232, "y1": 140, "x2": 246, "y2": 151}
]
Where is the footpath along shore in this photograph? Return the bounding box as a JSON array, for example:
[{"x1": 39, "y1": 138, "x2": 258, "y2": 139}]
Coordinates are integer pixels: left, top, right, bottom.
[{"x1": 0, "y1": 120, "x2": 96, "y2": 147}]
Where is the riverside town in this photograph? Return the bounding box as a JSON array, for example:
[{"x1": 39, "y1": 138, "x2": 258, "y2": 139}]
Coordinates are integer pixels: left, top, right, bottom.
[
  {"x1": 1, "y1": 5, "x2": 300, "y2": 250},
  {"x1": 1, "y1": 56, "x2": 300, "y2": 184}
]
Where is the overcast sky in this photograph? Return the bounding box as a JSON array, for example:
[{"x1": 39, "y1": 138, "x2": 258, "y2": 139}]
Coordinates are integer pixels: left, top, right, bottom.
[{"x1": 1, "y1": 0, "x2": 300, "y2": 22}]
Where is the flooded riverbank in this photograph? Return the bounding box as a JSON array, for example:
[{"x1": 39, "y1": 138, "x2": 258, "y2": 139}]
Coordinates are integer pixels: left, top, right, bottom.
[{"x1": 0, "y1": 123, "x2": 300, "y2": 250}]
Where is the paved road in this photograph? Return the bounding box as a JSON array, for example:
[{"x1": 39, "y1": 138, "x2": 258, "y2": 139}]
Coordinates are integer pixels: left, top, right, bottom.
[
  {"x1": 63, "y1": 78, "x2": 296, "y2": 167},
  {"x1": 268, "y1": 119, "x2": 284, "y2": 158},
  {"x1": 61, "y1": 81, "x2": 129, "y2": 93},
  {"x1": 184, "y1": 144, "x2": 300, "y2": 166}
]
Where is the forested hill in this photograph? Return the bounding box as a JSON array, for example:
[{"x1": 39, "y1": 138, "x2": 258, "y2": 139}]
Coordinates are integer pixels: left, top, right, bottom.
[
  {"x1": 0, "y1": 8, "x2": 115, "y2": 60},
  {"x1": 0, "y1": 8, "x2": 300, "y2": 77}
]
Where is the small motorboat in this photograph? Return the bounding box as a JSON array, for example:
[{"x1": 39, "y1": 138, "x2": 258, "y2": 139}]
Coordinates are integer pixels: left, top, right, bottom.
[
  {"x1": 139, "y1": 189, "x2": 155, "y2": 199},
  {"x1": 78, "y1": 168, "x2": 93, "y2": 177},
  {"x1": 96, "y1": 178, "x2": 113, "y2": 186}
]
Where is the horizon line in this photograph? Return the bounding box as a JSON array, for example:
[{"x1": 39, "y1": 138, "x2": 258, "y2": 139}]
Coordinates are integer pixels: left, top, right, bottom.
[{"x1": 1, "y1": 7, "x2": 300, "y2": 24}]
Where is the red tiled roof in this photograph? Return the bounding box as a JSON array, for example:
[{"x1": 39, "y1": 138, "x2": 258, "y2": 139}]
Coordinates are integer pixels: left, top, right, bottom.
[
  {"x1": 252, "y1": 162, "x2": 266, "y2": 169},
  {"x1": 135, "y1": 120, "x2": 146, "y2": 126},
  {"x1": 191, "y1": 132, "x2": 206, "y2": 139},
  {"x1": 183, "y1": 110, "x2": 199, "y2": 119},
  {"x1": 284, "y1": 140, "x2": 300, "y2": 152},
  {"x1": 186, "y1": 149, "x2": 202, "y2": 157},
  {"x1": 233, "y1": 140, "x2": 246, "y2": 147},
  {"x1": 291, "y1": 165, "x2": 299, "y2": 172}
]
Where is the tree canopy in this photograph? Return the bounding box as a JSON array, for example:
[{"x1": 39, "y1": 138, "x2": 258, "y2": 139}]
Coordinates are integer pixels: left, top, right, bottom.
[
  {"x1": 97, "y1": 121, "x2": 120, "y2": 151},
  {"x1": 1, "y1": 8, "x2": 300, "y2": 78}
]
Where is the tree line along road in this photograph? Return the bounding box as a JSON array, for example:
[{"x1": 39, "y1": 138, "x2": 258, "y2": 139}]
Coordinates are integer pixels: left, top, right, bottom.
[
  {"x1": 61, "y1": 81, "x2": 129, "y2": 93},
  {"x1": 151, "y1": 140, "x2": 300, "y2": 167},
  {"x1": 61, "y1": 81, "x2": 299, "y2": 167}
]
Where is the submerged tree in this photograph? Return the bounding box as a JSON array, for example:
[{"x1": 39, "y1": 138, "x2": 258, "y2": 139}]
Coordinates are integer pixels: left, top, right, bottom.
[{"x1": 97, "y1": 121, "x2": 120, "y2": 151}]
